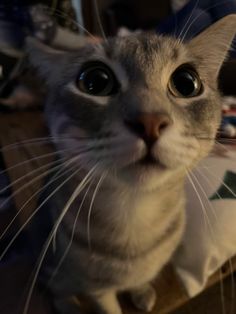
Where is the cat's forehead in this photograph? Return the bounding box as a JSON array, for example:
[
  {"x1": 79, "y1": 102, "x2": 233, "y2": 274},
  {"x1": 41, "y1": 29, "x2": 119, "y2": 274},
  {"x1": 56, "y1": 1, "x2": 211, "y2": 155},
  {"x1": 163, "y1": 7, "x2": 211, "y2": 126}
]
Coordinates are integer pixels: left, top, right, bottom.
[
  {"x1": 103, "y1": 34, "x2": 186, "y2": 70},
  {"x1": 109, "y1": 34, "x2": 182, "y2": 63},
  {"x1": 88, "y1": 34, "x2": 188, "y2": 84}
]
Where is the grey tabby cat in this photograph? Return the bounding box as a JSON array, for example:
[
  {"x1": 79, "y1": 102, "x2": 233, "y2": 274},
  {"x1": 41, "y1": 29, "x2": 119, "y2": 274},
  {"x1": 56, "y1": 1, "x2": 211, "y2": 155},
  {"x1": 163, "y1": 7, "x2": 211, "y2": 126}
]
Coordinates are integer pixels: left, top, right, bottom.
[{"x1": 27, "y1": 15, "x2": 236, "y2": 314}]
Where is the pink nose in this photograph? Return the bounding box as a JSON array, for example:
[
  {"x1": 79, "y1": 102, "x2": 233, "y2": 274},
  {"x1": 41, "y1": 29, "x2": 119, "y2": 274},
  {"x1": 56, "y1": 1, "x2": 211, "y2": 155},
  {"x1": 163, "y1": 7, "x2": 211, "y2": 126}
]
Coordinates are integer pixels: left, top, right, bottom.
[{"x1": 125, "y1": 112, "x2": 172, "y2": 145}]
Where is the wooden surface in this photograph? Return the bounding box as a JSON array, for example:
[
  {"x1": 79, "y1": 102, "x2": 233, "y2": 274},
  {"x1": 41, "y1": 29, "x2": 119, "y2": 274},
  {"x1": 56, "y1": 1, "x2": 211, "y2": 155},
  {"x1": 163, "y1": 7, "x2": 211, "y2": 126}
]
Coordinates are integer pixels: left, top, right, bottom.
[
  {"x1": 0, "y1": 111, "x2": 54, "y2": 227},
  {"x1": 0, "y1": 258, "x2": 52, "y2": 314},
  {"x1": 0, "y1": 111, "x2": 235, "y2": 314}
]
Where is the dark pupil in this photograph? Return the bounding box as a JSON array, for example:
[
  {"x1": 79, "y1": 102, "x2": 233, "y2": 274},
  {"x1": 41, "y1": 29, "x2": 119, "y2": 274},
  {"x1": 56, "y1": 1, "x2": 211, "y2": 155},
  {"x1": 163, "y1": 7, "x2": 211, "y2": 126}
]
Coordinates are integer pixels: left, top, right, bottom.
[
  {"x1": 172, "y1": 70, "x2": 197, "y2": 96},
  {"x1": 81, "y1": 68, "x2": 110, "y2": 95}
]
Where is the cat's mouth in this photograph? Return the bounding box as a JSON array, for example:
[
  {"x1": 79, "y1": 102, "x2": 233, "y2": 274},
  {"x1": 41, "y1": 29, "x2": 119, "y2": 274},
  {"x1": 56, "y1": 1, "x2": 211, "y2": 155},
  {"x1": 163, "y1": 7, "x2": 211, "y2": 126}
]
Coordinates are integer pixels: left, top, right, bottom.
[
  {"x1": 134, "y1": 152, "x2": 166, "y2": 169},
  {"x1": 118, "y1": 151, "x2": 169, "y2": 185}
]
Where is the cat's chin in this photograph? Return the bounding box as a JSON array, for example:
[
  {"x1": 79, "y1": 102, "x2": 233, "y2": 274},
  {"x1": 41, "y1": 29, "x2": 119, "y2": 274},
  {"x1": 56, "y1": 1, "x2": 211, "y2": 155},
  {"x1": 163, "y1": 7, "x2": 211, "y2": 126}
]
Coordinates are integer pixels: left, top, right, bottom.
[{"x1": 116, "y1": 159, "x2": 174, "y2": 191}]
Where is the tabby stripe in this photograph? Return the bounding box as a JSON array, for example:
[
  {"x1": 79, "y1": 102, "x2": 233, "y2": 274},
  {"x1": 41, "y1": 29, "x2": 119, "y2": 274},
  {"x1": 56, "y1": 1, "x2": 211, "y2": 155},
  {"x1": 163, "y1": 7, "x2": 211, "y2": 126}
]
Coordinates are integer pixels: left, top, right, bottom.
[{"x1": 60, "y1": 211, "x2": 182, "y2": 261}]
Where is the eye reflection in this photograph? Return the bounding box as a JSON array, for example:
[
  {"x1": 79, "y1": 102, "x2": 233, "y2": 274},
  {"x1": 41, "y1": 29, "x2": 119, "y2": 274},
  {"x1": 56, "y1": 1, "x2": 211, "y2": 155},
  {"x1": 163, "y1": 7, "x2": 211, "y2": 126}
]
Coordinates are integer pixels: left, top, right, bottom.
[
  {"x1": 169, "y1": 65, "x2": 202, "y2": 98},
  {"x1": 77, "y1": 62, "x2": 120, "y2": 96}
]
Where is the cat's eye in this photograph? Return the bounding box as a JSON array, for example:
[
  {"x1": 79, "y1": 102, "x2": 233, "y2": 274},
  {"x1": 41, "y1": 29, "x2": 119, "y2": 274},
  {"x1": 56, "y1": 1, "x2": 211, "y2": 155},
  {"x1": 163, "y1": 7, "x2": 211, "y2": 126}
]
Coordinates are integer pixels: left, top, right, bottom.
[
  {"x1": 168, "y1": 65, "x2": 202, "y2": 98},
  {"x1": 77, "y1": 62, "x2": 119, "y2": 96}
]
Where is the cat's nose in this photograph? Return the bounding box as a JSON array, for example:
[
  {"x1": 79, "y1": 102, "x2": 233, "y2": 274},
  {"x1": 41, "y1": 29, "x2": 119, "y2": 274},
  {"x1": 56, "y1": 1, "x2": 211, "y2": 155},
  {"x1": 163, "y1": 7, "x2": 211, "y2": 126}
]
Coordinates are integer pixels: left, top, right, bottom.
[{"x1": 125, "y1": 112, "x2": 172, "y2": 145}]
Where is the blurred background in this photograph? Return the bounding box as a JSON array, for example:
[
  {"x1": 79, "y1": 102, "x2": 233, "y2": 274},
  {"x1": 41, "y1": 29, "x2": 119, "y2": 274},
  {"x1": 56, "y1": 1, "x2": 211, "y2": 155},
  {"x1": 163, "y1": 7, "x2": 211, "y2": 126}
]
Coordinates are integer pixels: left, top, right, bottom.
[
  {"x1": 1, "y1": 0, "x2": 236, "y2": 97},
  {"x1": 0, "y1": 1, "x2": 236, "y2": 314}
]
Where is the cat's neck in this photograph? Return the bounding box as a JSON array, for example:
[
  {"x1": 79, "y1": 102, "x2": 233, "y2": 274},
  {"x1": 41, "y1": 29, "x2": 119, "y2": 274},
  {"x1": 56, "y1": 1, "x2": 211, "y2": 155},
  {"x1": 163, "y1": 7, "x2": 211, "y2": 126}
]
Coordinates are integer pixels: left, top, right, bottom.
[
  {"x1": 71, "y1": 170, "x2": 186, "y2": 227},
  {"x1": 63, "y1": 173, "x2": 186, "y2": 252},
  {"x1": 57, "y1": 169, "x2": 186, "y2": 254}
]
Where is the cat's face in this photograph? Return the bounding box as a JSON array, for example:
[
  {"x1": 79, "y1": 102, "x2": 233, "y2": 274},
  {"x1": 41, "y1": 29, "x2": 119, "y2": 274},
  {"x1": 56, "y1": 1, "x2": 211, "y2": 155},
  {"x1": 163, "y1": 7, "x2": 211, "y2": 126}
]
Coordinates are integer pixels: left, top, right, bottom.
[{"x1": 28, "y1": 15, "x2": 236, "y2": 191}]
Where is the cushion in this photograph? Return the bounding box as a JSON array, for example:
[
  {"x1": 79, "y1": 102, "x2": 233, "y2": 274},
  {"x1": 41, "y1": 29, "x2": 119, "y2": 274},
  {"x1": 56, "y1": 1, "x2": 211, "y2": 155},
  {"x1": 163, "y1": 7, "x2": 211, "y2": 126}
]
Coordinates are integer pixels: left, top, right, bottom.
[{"x1": 173, "y1": 144, "x2": 236, "y2": 297}]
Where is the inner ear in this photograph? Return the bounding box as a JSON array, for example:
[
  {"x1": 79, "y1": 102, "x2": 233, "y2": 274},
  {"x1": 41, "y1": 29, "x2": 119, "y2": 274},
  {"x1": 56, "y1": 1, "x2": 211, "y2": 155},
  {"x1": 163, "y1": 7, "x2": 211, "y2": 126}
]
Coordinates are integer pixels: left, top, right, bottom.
[{"x1": 187, "y1": 14, "x2": 236, "y2": 77}]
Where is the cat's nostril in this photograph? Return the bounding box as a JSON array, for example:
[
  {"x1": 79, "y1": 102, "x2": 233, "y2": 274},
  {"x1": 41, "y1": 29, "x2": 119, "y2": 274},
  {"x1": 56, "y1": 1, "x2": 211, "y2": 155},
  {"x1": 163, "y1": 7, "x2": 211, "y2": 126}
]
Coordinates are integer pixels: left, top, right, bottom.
[
  {"x1": 158, "y1": 120, "x2": 169, "y2": 133},
  {"x1": 125, "y1": 112, "x2": 172, "y2": 145},
  {"x1": 126, "y1": 121, "x2": 146, "y2": 136}
]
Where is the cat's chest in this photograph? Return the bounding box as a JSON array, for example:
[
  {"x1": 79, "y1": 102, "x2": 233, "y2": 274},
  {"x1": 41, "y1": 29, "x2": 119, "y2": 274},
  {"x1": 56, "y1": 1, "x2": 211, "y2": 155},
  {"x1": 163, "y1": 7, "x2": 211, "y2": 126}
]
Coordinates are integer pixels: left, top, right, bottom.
[
  {"x1": 52, "y1": 189, "x2": 185, "y2": 291},
  {"x1": 60, "y1": 185, "x2": 185, "y2": 254}
]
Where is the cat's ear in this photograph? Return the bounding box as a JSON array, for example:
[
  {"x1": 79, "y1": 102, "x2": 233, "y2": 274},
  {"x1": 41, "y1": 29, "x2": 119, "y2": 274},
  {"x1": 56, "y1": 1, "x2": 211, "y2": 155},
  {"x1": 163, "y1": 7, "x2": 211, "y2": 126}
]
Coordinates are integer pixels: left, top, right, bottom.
[
  {"x1": 26, "y1": 37, "x2": 66, "y2": 79},
  {"x1": 188, "y1": 14, "x2": 236, "y2": 77}
]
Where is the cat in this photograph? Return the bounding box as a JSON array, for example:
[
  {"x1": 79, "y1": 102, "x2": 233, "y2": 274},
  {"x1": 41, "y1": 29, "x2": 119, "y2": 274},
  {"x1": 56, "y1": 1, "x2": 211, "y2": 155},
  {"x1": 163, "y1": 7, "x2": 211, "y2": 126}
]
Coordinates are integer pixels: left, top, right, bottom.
[{"x1": 26, "y1": 14, "x2": 236, "y2": 314}]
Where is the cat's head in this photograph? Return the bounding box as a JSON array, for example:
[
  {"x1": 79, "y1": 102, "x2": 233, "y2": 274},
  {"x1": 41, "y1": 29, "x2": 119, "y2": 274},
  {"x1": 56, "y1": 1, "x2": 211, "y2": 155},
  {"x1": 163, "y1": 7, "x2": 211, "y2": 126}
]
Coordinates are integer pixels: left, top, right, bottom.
[{"x1": 27, "y1": 15, "x2": 236, "y2": 191}]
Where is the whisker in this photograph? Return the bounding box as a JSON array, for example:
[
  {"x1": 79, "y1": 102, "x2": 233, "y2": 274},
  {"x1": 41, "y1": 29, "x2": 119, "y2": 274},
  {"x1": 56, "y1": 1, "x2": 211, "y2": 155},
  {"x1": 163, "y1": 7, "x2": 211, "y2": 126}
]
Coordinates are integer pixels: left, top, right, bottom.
[
  {"x1": 43, "y1": 6, "x2": 97, "y2": 41},
  {"x1": 187, "y1": 172, "x2": 214, "y2": 235},
  {"x1": 213, "y1": 141, "x2": 236, "y2": 156},
  {"x1": 215, "y1": 140, "x2": 231, "y2": 150},
  {"x1": 22, "y1": 163, "x2": 99, "y2": 314},
  {"x1": 202, "y1": 167, "x2": 236, "y2": 198},
  {"x1": 0, "y1": 143, "x2": 92, "y2": 178},
  {"x1": 192, "y1": 168, "x2": 236, "y2": 314},
  {"x1": 87, "y1": 170, "x2": 107, "y2": 250},
  {"x1": 0, "y1": 135, "x2": 92, "y2": 152},
  {"x1": 178, "y1": 0, "x2": 200, "y2": 41},
  {"x1": 191, "y1": 170, "x2": 219, "y2": 222},
  {"x1": 0, "y1": 156, "x2": 82, "y2": 261},
  {"x1": 0, "y1": 159, "x2": 64, "y2": 214},
  {"x1": 188, "y1": 170, "x2": 229, "y2": 314},
  {"x1": 0, "y1": 154, "x2": 67, "y2": 194},
  {"x1": 0, "y1": 156, "x2": 79, "y2": 243},
  {"x1": 0, "y1": 155, "x2": 74, "y2": 213},
  {"x1": 195, "y1": 168, "x2": 221, "y2": 202},
  {"x1": 197, "y1": 167, "x2": 236, "y2": 312},
  {"x1": 208, "y1": 141, "x2": 236, "y2": 160},
  {"x1": 181, "y1": 0, "x2": 236, "y2": 42},
  {"x1": 1, "y1": 137, "x2": 55, "y2": 152},
  {"x1": 0, "y1": 160, "x2": 62, "y2": 240},
  {"x1": 0, "y1": 149, "x2": 67, "y2": 178},
  {"x1": 93, "y1": 0, "x2": 108, "y2": 43},
  {"x1": 47, "y1": 174, "x2": 96, "y2": 288},
  {"x1": 52, "y1": 164, "x2": 99, "y2": 241}
]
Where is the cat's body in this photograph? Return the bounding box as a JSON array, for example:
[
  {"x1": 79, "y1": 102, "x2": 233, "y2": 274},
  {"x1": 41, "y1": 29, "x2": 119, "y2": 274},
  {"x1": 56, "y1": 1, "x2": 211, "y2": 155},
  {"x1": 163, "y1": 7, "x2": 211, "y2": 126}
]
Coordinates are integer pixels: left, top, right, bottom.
[
  {"x1": 36, "y1": 168, "x2": 185, "y2": 314},
  {"x1": 27, "y1": 15, "x2": 236, "y2": 314},
  {"x1": 43, "y1": 171, "x2": 185, "y2": 293}
]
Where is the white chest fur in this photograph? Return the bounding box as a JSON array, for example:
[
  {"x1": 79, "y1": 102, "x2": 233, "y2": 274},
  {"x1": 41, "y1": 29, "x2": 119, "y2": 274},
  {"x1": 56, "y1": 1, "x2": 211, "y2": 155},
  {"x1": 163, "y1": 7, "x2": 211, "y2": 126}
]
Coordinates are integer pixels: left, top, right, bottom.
[{"x1": 58, "y1": 182, "x2": 186, "y2": 291}]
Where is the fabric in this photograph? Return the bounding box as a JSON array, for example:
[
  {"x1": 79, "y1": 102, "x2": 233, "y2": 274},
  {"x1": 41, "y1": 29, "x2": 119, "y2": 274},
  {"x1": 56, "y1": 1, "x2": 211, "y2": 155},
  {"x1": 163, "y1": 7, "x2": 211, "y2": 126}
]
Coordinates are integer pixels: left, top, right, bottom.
[
  {"x1": 173, "y1": 144, "x2": 236, "y2": 297},
  {"x1": 157, "y1": 0, "x2": 236, "y2": 44}
]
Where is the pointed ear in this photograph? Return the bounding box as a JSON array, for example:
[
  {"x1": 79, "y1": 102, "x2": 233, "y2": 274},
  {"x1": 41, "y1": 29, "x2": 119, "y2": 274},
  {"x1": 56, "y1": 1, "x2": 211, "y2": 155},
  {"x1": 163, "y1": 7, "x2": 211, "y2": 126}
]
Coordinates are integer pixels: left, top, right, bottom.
[
  {"x1": 188, "y1": 14, "x2": 236, "y2": 77},
  {"x1": 26, "y1": 37, "x2": 66, "y2": 79}
]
